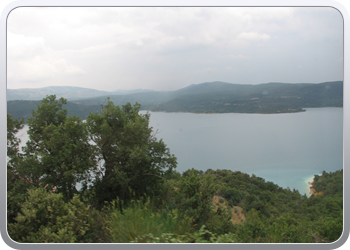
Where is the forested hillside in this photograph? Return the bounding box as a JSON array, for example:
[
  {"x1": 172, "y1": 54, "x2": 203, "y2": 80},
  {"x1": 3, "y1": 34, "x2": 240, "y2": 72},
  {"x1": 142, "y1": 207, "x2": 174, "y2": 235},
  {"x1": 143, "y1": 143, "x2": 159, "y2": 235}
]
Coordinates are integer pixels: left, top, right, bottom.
[
  {"x1": 7, "y1": 96, "x2": 343, "y2": 243},
  {"x1": 8, "y1": 81, "x2": 343, "y2": 122},
  {"x1": 7, "y1": 100, "x2": 102, "y2": 122},
  {"x1": 146, "y1": 81, "x2": 343, "y2": 113}
]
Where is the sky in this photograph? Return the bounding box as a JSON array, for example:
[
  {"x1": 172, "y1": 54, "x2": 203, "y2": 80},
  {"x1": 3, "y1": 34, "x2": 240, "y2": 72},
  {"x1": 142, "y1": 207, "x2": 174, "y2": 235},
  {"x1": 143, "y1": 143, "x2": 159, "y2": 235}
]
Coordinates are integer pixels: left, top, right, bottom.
[{"x1": 7, "y1": 7, "x2": 344, "y2": 91}]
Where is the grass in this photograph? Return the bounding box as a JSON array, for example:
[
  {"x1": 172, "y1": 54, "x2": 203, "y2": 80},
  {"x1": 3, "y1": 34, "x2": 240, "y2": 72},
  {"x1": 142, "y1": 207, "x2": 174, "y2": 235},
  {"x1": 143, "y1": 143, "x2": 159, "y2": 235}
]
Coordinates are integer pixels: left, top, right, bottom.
[{"x1": 108, "y1": 197, "x2": 193, "y2": 243}]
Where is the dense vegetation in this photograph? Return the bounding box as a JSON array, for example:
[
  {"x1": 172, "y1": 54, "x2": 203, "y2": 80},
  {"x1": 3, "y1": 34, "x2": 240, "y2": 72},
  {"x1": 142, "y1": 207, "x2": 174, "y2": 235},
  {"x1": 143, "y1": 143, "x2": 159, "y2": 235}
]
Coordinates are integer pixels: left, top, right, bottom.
[
  {"x1": 7, "y1": 99, "x2": 102, "y2": 122},
  {"x1": 7, "y1": 81, "x2": 343, "y2": 122},
  {"x1": 7, "y1": 95, "x2": 343, "y2": 243},
  {"x1": 146, "y1": 81, "x2": 343, "y2": 113}
]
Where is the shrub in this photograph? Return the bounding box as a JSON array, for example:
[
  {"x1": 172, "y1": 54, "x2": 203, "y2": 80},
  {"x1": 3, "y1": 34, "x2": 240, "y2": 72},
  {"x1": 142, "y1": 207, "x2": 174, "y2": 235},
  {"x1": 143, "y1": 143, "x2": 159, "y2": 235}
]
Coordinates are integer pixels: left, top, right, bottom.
[{"x1": 8, "y1": 187, "x2": 92, "y2": 243}]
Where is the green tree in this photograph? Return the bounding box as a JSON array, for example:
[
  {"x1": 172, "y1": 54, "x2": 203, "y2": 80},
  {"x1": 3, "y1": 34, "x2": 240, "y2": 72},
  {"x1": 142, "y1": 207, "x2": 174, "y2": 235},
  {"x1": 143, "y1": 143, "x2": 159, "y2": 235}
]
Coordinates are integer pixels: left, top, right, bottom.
[
  {"x1": 21, "y1": 95, "x2": 97, "y2": 200},
  {"x1": 7, "y1": 114, "x2": 31, "y2": 223},
  {"x1": 319, "y1": 213, "x2": 343, "y2": 242},
  {"x1": 175, "y1": 169, "x2": 217, "y2": 228},
  {"x1": 223, "y1": 187, "x2": 242, "y2": 206},
  {"x1": 236, "y1": 208, "x2": 266, "y2": 242},
  {"x1": 7, "y1": 114, "x2": 24, "y2": 166},
  {"x1": 86, "y1": 99, "x2": 177, "y2": 205}
]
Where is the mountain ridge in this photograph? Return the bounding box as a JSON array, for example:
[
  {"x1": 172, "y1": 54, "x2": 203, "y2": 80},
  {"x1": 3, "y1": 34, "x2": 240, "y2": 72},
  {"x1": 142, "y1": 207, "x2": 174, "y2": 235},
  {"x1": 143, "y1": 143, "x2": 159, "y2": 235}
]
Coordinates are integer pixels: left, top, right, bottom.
[
  {"x1": 7, "y1": 81, "x2": 343, "y2": 121},
  {"x1": 7, "y1": 86, "x2": 155, "y2": 101}
]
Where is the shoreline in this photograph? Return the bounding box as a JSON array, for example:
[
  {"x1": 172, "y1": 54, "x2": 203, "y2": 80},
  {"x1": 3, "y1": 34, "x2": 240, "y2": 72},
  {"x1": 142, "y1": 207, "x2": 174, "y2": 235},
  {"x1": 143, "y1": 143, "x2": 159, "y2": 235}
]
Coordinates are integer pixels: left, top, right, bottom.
[
  {"x1": 141, "y1": 106, "x2": 342, "y2": 115},
  {"x1": 141, "y1": 109, "x2": 306, "y2": 115}
]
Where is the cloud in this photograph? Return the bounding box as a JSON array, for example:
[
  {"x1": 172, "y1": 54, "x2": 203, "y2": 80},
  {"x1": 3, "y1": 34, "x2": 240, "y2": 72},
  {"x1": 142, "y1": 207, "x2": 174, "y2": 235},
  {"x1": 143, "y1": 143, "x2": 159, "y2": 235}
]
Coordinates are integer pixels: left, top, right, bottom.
[
  {"x1": 195, "y1": 67, "x2": 217, "y2": 74},
  {"x1": 237, "y1": 32, "x2": 271, "y2": 41},
  {"x1": 7, "y1": 31, "x2": 85, "y2": 82},
  {"x1": 218, "y1": 54, "x2": 250, "y2": 60},
  {"x1": 6, "y1": 7, "x2": 343, "y2": 90},
  {"x1": 7, "y1": 32, "x2": 46, "y2": 59},
  {"x1": 8, "y1": 56, "x2": 85, "y2": 82}
]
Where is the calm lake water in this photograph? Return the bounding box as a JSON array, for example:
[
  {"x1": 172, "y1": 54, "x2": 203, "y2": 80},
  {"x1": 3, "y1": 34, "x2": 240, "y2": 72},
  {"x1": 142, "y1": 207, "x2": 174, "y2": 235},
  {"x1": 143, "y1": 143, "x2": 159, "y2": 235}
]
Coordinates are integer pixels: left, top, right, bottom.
[
  {"x1": 16, "y1": 107, "x2": 343, "y2": 196},
  {"x1": 141, "y1": 107, "x2": 343, "y2": 196}
]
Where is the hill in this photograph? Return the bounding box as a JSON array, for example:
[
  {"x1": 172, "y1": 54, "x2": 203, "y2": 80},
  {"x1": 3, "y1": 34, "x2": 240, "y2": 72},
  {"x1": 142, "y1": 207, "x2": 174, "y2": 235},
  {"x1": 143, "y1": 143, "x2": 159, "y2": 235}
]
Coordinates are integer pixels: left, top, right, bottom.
[
  {"x1": 7, "y1": 81, "x2": 343, "y2": 121},
  {"x1": 7, "y1": 86, "x2": 154, "y2": 101},
  {"x1": 147, "y1": 81, "x2": 343, "y2": 113}
]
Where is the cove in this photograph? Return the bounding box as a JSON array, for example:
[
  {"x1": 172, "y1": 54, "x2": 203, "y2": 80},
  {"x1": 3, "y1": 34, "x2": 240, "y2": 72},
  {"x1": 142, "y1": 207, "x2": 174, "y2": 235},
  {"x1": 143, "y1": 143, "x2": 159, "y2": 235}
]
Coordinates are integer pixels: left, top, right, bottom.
[{"x1": 141, "y1": 107, "x2": 343, "y2": 196}]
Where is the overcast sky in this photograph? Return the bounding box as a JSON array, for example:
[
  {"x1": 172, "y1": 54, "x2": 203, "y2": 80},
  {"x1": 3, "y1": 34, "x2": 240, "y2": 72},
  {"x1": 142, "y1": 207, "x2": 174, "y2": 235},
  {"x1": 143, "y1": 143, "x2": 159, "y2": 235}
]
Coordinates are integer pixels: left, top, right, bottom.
[{"x1": 7, "y1": 7, "x2": 343, "y2": 91}]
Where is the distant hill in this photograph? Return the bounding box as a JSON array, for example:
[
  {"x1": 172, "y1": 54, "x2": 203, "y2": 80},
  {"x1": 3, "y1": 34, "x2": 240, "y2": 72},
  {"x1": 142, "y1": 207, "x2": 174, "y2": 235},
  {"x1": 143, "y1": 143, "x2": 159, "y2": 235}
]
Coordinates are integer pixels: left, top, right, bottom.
[
  {"x1": 7, "y1": 81, "x2": 343, "y2": 121},
  {"x1": 7, "y1": 86, "x2": 155, "y2": 101},
  {"x1": 146, "y1": 81, "x2": 343, "y2": 113},
  {"x1": 110, "y1": 89, "x2": 155, "y2": 95}
]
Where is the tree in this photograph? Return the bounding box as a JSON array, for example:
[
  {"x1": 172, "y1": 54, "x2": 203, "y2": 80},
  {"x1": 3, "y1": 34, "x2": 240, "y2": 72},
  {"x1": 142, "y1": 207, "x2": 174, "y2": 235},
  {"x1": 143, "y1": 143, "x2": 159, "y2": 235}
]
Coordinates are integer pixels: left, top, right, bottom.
[
  {"x1": 21, "y1": 95, "x2": 97, "y2": 200},
  {"x1": 7, "y1": 114, "x2": 30, "y2": 223},
  {"x1": 86, "y1": 99, "x2": 177, "y2": 205},
  {"x1": 7, "y1": 114, "x2": 24, "y2": 166},
  {"x1": 175, "y1": 169, "x2": 217, "y2": 228},
  {"x1": 223, "y1": 187, "x2": 242, "y2": 206}
]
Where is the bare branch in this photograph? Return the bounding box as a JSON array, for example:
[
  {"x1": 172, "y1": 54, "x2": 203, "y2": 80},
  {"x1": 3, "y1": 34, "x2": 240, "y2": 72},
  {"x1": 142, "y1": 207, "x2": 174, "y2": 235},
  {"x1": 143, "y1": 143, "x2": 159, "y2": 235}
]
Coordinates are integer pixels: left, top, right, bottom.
[{"x1": 149, "y1": 129, "x2": 161, "y2": 141}]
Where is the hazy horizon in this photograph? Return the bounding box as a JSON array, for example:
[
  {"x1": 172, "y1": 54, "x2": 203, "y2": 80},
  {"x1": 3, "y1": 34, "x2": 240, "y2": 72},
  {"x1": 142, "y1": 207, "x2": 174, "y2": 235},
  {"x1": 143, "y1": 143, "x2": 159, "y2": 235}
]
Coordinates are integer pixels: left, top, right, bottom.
[{"x1": 7, "y1": 79, "x2": 344, "y2": 92}]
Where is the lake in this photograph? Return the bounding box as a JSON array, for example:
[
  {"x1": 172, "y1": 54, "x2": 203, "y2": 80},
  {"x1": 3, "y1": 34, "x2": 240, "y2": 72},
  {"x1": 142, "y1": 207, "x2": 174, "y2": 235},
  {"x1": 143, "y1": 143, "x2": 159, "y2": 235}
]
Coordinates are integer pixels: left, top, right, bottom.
[
  {"x1": 15, "y1": 107, "x2": 343, "y2": 196},
  {"x1": 141, "y1": 107, "x2": 343, "y2": 196}
]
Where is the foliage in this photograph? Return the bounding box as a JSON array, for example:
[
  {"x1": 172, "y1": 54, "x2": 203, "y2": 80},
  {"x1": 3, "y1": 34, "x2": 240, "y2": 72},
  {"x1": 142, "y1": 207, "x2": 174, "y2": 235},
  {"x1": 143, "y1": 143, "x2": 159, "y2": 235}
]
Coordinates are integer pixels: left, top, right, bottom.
[
  {"x1": 312, "y1": 169, "x2": 343, "y2": 196},
  {"x1": 131, "y1": 225, "x2": 237, "y2": 243},
  {"x1": 6, "y1": 95, "x2": 343, "y2": 243},
  {"x1": 174, "y1": 169, "x2": 217, "y2": 228},
  {"x1": 205, "y1": 204, "x2": 235, "y2": 235},
  {"x1": 7, "y1": 99, "x2": 102, "y2": 123},
  {"x1": 108, "y1": 197, "x2": 193, "y2": 243},
  {"x1": 20, "y1": 95, "x2": 97, "y2": 200},
  {"x1": 7, "y1": 114, "x2": 29, "y2": 223},
  {"x1": 6, "y1": 114, "x2": 24, "y2": 163},
  {"x1": 86, "y1": 99, "x2": 177, "y2": 206},
  {"x1": 7, "y1": 167, "x2": 36, "y2": 224},
  {"x1": 148, "y1": 81, "x2": 343, "y2": 113},
  {"x1": 8, "y1": 188, "x2": 94, "y2": 243},
  {"x1": 8, "y1": 82, "x2": 343, "y2": 121},
  {"x1": 216, "y1": 169, "x2": 343, "y2": 243}
]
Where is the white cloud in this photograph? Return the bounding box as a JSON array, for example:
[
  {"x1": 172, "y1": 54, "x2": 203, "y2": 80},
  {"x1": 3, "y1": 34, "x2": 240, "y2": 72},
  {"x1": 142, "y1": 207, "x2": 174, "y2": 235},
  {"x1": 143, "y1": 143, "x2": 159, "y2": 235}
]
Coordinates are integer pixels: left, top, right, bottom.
[
  {"x1": 237, "y1": 32, "x2": 270, "y2": 41},
  {"x1": 9, "y1": 56, "x2": 85, "y2": 82},
  {"x1": 7, "y1": 32, "x2": 46, "y2": 58},
  {"x1": 7, "y1": 31, "x2": 86, "y2": 82}
]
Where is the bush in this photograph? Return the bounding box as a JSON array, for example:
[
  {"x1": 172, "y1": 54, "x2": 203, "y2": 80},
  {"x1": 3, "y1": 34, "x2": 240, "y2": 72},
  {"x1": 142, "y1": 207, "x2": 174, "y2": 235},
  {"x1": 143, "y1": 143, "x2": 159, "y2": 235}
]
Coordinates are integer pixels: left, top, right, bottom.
[
  {"x1": 8, "y1": 187, "x2": 92, "y2": 243},
  {"x1": 223, "y1": 187, "x2": 242, "y2": 206},
  {"x1": 205, "y1": 205, "x2": 235, "y2": 235},
  {"x1": 175, "y1": 170, "x2": 217, "y2": 228}
]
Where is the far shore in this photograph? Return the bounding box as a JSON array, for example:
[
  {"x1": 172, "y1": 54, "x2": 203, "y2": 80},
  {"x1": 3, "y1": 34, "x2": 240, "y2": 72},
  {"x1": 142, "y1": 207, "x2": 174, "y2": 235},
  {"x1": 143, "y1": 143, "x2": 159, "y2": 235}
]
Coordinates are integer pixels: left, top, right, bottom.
[
  {"x1": 141, "y1": 106, "x2": 343, "y2": 115},
  {"x1": 140, "y1": 109, "x2": 306, "y2": 115}
]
